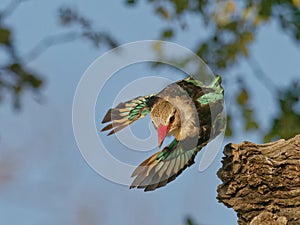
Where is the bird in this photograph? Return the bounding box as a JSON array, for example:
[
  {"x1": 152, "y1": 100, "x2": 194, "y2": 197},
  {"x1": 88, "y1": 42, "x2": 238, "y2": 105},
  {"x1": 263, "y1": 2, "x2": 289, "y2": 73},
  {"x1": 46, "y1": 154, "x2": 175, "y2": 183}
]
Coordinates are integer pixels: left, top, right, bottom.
[{"x1": 101, "y1": 75, "x2": 224, "y2": 191}]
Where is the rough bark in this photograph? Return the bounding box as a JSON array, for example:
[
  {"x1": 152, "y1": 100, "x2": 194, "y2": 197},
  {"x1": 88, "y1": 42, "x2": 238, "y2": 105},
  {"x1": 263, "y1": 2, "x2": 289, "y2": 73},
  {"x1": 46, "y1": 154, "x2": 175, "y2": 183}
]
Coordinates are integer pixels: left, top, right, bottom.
[{"x1": 217, "y1": 134, "x2": 300, "y2": 225}]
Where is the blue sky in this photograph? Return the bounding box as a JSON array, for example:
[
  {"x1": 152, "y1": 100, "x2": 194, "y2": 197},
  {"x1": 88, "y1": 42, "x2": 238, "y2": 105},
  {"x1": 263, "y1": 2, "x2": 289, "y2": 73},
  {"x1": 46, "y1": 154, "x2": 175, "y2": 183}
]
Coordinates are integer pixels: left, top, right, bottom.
[{"x1": 1, "y1": 1, "x2": 300, "y2": 225}]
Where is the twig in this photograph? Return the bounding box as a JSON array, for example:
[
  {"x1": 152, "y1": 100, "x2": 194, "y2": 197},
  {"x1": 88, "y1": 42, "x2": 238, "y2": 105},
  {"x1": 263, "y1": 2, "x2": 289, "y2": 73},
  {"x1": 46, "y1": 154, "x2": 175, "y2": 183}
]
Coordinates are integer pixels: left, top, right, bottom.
[
  {"x1": 23, "y1": 31, "x2": 81, "y2": 62},
  {"x1": 246, "y1": 56, "x2": 278, "y2": 96},
  {"x1": 0, "y1": 0, "x2": 29, "y2": 19}
]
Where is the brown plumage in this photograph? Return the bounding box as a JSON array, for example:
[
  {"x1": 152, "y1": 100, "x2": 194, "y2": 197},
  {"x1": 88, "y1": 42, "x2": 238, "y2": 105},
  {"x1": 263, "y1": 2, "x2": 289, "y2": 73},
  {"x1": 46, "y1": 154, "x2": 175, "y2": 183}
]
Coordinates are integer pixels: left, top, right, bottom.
[{"x1": 101, "y1": 76, "x2": 224, "y2": 191}]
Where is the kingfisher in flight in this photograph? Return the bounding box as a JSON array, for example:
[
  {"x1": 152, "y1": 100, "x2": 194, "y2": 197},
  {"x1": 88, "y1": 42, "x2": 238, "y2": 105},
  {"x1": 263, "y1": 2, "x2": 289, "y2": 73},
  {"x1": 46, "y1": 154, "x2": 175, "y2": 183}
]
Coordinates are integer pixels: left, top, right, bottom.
[{"x1": 101, "y1": 75, "x2": 224, "y2": 191}]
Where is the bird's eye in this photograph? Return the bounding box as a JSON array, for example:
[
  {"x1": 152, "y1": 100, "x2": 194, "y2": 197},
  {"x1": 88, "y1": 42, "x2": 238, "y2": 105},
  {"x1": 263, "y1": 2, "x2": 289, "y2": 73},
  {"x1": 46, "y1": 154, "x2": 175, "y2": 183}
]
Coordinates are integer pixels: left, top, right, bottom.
[{"x1": 169, "y1": 115, "x2": 175, "y2": 123}]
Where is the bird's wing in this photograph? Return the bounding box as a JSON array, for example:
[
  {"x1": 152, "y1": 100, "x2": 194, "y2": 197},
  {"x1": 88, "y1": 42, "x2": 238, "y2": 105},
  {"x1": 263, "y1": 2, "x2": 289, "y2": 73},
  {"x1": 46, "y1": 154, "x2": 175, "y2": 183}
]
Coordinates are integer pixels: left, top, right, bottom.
[
  {"x1": 130, "y1": 76, "x2": 225, "y2": 191},
  {"x1": 176, "y1": 75, "x2": 224, "y2": 104},
  {"x1": 178, "y1": 75, "x2": 225, "y2": 142},
  {"x1": 130, "y1": 139, "x2": 199, "y2": 191},
  {"x1": 101, "y1": 95, "x2": 157, "y2": 135}
]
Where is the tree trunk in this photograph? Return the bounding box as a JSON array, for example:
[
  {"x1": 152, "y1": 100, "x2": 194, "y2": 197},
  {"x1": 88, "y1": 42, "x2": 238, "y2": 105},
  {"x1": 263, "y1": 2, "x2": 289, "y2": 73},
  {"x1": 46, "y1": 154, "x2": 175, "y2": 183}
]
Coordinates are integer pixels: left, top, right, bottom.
[{"x1": 217, "y1": 134, "x2": 300, "y2": 225}]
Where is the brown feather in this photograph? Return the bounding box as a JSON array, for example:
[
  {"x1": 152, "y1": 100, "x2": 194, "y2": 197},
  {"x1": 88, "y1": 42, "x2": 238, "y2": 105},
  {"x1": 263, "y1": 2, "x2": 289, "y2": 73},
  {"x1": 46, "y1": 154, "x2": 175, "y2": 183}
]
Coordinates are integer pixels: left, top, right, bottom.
[
  {"x1": 101, "y1": 96, "x2": 153, "y2": 135},
  {"x1": 101, "y1": 109, "x2": 113, "y2": 123},
  {"x1": 101, "y1": 123, "x2": 113, "y2": 132},
  {"x1": 130, "y1": 143, "x2": 200, "y2": 191}
]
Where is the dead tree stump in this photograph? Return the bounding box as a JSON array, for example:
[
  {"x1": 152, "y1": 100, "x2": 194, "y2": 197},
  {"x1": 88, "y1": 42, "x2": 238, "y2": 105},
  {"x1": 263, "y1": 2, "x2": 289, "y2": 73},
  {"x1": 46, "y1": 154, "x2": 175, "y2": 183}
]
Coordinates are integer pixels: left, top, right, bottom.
[{"x1": 217, "y1": 134, "x2": 300, "y2": 225}]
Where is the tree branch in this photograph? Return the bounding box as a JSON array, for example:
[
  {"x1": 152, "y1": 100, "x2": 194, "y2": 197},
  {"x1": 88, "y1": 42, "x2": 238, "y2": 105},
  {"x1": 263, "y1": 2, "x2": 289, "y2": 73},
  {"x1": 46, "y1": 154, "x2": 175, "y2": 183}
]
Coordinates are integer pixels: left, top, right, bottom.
[
  {"x1": 217, "y1": 134, "x2": 300, "y2": 225},
  {"x1": 0, "y1": 0, "x2": 29, "y2": 19},
  {"x1": 23, "y1": 31, "x2": 80, "y2": 63},
  {"x1": 246, "y1": 56, "x2": 279, "y2": 96}
]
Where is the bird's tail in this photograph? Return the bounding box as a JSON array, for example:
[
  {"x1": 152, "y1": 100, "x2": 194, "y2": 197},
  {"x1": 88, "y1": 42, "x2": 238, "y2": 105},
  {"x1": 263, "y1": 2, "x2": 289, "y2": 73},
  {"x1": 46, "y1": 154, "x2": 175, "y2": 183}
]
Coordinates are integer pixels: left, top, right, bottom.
[{"x1": 130, "y1": 140, "x2": 199, "y2": 191}]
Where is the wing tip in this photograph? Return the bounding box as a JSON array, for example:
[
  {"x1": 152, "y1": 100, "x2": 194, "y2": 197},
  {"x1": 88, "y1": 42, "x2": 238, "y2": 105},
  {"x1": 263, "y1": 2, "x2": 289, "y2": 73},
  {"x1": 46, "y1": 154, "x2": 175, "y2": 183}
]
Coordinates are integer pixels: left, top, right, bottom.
[
  {"x1": 101, "y1": 123, "x2": 113, "y2": 132},
  {"x1": 101, "y1": 109, "x2": 112, "y2": 123}
]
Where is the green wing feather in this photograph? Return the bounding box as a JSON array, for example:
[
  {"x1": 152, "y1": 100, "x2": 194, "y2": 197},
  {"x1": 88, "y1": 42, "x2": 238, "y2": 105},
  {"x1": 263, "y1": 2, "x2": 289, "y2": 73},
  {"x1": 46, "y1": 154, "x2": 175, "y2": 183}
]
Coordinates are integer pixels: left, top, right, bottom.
[
  {"x1": 130, "y1": 139, "x2": 199, "y2": 192},
  {"x1": 102, "y1": 75, "x2": 224, "y2": 191},
  {"x1": 197, "y1": 75, "x2": 224, "y2": 105},
  {"x1": 130, "y1": 75, "x2": 225, "y2": 191},
  {"x1": 101, "y1": 95, "x2": 155, "y2": 135}
]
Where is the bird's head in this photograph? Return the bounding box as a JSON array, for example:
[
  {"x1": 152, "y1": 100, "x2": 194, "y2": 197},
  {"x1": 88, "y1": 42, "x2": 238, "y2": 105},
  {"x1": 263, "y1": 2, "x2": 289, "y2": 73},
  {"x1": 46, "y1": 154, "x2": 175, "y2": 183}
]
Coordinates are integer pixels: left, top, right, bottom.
[{"x1": 150, "y1": 100, "x2": 181, "y2": 147}]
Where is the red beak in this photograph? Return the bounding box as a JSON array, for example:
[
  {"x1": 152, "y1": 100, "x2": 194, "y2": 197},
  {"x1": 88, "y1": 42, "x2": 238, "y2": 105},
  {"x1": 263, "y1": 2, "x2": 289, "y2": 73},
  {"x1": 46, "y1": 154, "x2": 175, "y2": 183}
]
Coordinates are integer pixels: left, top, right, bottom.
[{"x1": 158, "y1": 124, "x2": 169, "y2": 147}]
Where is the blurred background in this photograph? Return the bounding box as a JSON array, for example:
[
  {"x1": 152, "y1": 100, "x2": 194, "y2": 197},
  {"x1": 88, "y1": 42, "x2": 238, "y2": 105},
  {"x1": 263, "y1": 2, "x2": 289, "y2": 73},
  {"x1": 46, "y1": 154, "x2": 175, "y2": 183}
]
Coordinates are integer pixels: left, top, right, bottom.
[{"x1": 1, "y1": 0, "x2": 300, "y2": 224}]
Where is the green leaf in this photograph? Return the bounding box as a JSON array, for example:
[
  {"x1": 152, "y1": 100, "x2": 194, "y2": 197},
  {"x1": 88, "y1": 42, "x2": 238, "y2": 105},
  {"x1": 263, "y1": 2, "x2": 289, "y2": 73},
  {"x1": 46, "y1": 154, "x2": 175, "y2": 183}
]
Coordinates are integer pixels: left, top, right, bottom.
[
  {"x1": 245, "y1": 120, "x2": 259, "y2": 131},
  {"x1": 161, "y1": 28, "x2": 174, "y2": 39},
  {"x1": 0, "y1": 27, "x2": 11, "y2": 45},
  {"x1": 126, "y1": 0, "x2": 136, "y2": 4},
  {"x1": 264, "y1": 80, "x2": 300, "y2": 141},
  {"x1": 237, "y1": 89, "x2": 249, "y2": 106},
  {"x1": 156, "y1": 6, "x2": 170, "y2": 19},
  {"x1": 9, "y1": 63, "x2": 43, "y2": 89},
  {"x1": 186, "y1": 217, "x2": 196, "y2": 225},
  {"x1": 225, "y1": 114, "x2": 233, "y2": 137}
]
